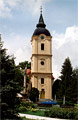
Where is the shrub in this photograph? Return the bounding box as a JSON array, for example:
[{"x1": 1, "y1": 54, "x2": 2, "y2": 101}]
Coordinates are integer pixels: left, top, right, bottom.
[
  {"x1": 29, "y1": 88, "x2": 39, "y2": 103},
  {"x1": 65, "y1": 101, "x2": 74, "y2": 106},
  {"x1": 57, "y1": 100, "x2": 62, "y2": 105},
  {"x1": 19, "y1": 106, "x2": 27, "y2": 112},
  {"x1": 45, "y1": 106, "x2": 78, "y2": 119},
  {"x1": 31, "y1": 108, "x2": 38, "y2": 112},
  {"x1": 32, "y1": 104, "x2": 38, "y2": 108},
  {"x1": 57, "y1": 100, "x2": 74, "y2": 106},
  {"x1": 74, "y1": 104, "x2": 78, "y2": 109},
  {"x1": 18, "y1": 102, "x2": 31, "y2": 112},
  {"x1": 18, "y1": 102, "x2": 38, "y2": 113},
  {"x1": 57, "y1": 108, "x2": 68, "y2": 119},
  {"x1": 20, "y1": 102, "x2": 33, "y2": 107}
]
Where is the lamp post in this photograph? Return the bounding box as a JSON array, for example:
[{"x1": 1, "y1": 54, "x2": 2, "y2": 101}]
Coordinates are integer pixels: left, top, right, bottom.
[{"x1": 24, "y1": 65, "x2": 27, "y2": 95}]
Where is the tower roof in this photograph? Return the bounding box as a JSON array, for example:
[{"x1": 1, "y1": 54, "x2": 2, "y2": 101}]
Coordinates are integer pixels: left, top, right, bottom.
[
  {"x1": 36, "y1": 13, "x2": 46, "y2": 28},
  {"x1": 33, "y1": 8, "x2": 51, "y2": 36}
]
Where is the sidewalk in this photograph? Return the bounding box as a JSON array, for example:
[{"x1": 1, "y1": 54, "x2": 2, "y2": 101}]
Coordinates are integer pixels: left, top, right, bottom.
[{"x1": 19, "y1": 113, "x2": 66, "y2": 120}]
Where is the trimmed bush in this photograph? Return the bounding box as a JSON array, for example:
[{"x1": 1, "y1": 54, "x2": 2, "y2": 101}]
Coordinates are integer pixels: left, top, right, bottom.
[
  {"x1": 74, "y1": 104, "x2": 78, "y2": 109},
  {"x1": 19, "y1": 106, "x2": 27, "y2": 112},
  {"x1": 20, "y1": 102, "x2": 33, "y2": 107},
  {"x1": 18, "y1": 102, "x2": 31, "y2": 112},
  {"x1": 18, "y1": 102, "x2": 38, "y2": 113},
  {"x1": 32, "y1": 104, "x2": 38, "y2": 108},
  {"x1": 45, "y1": 106, "x2": 78, "y2": 119}
]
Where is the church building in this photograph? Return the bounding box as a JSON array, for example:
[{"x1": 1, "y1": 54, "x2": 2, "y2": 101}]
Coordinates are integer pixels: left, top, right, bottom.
[{"x1": 31, "y1": 10, "x2": 53, "y2": 100}]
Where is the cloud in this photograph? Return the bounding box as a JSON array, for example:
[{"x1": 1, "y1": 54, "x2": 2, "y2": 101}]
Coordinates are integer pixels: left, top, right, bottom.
[
  {"x1": 2, "y1": 26, "x2": 78, "y2": 79},
  {"x1": 0, "y1": 0, "x2": 12, "y2": 18},
  {"x1": 23, "y1": 0, "x2": 51, "y2": 15},
  {"x1": 52, "y1": 26, "x2": 78, "y2": 79},
  {"x1": 3, "y1": 33, "x2": 31, "y2": 65},
  {"x1": 0, "y1": 0, "x2": 51, "y2": 18}
]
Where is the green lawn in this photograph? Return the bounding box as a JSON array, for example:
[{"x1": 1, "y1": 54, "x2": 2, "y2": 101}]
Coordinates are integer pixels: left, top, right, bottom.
[
  {"x1": 21, "y1": 117, "x2": 35, "y2": 120},
  {"x1": 20, "y1": 110, "x2": 45, "y2": 117}
]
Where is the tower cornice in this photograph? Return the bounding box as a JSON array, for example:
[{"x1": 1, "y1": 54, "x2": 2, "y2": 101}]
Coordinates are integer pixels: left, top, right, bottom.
[
  {"x1": 32, "y1": 54, "x2": 52, "y2": 56},
  {"x1": 31, "y1": 35, "x2": 52, "y2": 42},
  {"x1": 31, "y1": 72, "x2": 52, "y2": 75}
]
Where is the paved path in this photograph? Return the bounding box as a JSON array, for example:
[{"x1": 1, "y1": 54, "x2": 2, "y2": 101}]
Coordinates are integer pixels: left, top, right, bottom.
[{"x1": 19, "y1": 113, "x2": 66, "y2": 120}]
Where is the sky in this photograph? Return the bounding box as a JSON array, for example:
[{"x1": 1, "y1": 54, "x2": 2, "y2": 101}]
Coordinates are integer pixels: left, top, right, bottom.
[{"x1": 0, "y1": 0, "x2": 78, "y2": 79}]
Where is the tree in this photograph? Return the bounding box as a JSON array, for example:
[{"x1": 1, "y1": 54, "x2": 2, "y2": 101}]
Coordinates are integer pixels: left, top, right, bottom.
[
  {"x1": 52, "y1": 79, "x2": 62, "y2": 100},
  {"x1": 0, "y1": 37, "x2": 23, "y2": 119},
  {"x1": 18, "y1": 61, "x2": 31, "y2": 69},
  {"x1": 72, "y1": 67, "x2": 78, "y2": 102},
  {"x1": 60, "y1": 57, "x2": 73, "y2": 104},
  {"x1": 18, "y1": 61, "x2": 31, "y2": 94},
  {"x1": 14, "y1": 67, "x2": 24, "y2": 90},
  {"x1": 54, "y1": 58, "x2": 78, "y2": 104},
  {"x1": 29, "y1": 88, "x2": 39, "y2": 103},
  {"x1": 67, "y1": 67, "x2": 78, "y2": 103}
]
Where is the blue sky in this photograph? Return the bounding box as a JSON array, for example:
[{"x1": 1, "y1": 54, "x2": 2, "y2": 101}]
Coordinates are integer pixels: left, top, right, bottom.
[
  {"x1": 0, "y1": 0, "x2": 77, "y2": 35},
  {"x1": 0, "y1": 0, "x2": 78, "y2": 78}
]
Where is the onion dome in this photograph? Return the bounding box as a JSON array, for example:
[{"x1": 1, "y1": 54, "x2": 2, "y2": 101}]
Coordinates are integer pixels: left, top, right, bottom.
[{"x1": 33, "y1": 11, "x2": 51, "y2": 36}]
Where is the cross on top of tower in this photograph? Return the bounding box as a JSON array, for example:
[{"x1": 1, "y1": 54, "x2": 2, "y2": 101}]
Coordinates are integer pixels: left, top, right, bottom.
[
  {"x1": 35, "y1": 6, "x2": 46, "y2": 28},
  {"x1": 40, "y1": 6, "x2": 42, "y2": 14}
]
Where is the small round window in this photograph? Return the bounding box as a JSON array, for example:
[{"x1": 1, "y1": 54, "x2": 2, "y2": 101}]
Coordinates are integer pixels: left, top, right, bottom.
[
  {"x1": 41, "y1": 61, "x2": 44, "y2": 65},
  {"x1": 40, "y1": 36, "x2": 44, "y2": 40}
]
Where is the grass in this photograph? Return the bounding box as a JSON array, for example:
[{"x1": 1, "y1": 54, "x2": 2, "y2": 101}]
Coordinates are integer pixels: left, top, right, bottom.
[
  {"x1": 20, "y1": 109, "x2": 45, "y2": 117},
  {"x1": 21, "y1": 117, "x2": 35, "y2": 120},
  {"x1": 19, "y1": 101, "x2": 78, "y2": 119},
  {"x1": 38, "y1": 106, "x2": 51, "y2": 109},
  {"x1": 20, "y1": 106, "x2": 78, "y2": 119}
]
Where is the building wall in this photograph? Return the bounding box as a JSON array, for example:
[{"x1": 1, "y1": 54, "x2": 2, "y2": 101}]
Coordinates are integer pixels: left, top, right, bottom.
[
  {"x1": 31, "y1": 34, "x2": 52, "y2": 99},
  {"x1": 31, "y1": 74, "x2": 52, "y2": 99},
  {"x1": 31, "y1": 34, "x2": 52, "y2": 55}
]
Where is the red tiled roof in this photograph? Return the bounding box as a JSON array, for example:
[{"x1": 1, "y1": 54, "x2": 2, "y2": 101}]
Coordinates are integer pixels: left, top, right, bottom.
[
  {"x1": 52, "y1": 75, "x2": 55, "y2": 80},
  {"x1": 26, "y1": 69, "x2": 31, "y2": 75}
]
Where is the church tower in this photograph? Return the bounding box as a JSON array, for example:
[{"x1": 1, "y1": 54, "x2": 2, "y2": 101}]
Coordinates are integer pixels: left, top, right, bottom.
[{"x1": 31, "y1": 10, "x2": 53, "y2": 99}]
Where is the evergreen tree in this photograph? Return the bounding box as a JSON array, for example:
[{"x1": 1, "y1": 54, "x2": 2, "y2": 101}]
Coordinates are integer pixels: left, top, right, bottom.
[
  {"x1": 55, "y1": 58, "x2": 78, "y2": 104},
  {"x1": 52, "y1": 79, "x2": 62, "y2": 100},
  {"x1": 0, "y1": 36, "x2": 23, "y2": 119},
  {"x1": 29, "y1": 88, "x2": 39, "y2": 103},
  {"x1": 60, "y1": 57, "x2": 73, "y2": 103},
  {"x1": 67, "y1": 67, "x2": 78, "y2": 103}
]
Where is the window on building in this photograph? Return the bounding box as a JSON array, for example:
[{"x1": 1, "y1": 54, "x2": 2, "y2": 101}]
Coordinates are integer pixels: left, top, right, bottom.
[
  {"x1": 41, "y1": 61, "x2": 44, "y2": 65},
  {"x1": 41, "y1": 43, "x2": 44, "y2": 50},
  {"x1": 41, "y1": 78, "x2": 44, "y2": 84},
  {"x1": 40, "y1": 36, "x2": 44, "y2": 40}
]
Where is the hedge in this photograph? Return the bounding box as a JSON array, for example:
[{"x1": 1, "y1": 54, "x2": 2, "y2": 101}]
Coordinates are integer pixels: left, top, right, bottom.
[{"x1": 45, "y1": 106, "x2": 78, "y2": 119}]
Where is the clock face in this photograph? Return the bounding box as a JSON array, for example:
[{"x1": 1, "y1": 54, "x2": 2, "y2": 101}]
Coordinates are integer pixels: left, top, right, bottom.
[{"x1": 40, "y1": 36, "x2": 44, "y2": 40}]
